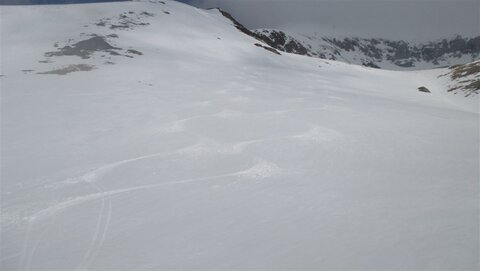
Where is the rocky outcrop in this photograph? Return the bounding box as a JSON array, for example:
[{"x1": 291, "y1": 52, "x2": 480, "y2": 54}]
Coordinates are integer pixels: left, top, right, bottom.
[
  {"x1": 254, "y1": 30, "x2": 480, "y2": 69},
  {"x1": 254, "y1": 43, "x2": 281, "y2": 55},
  {"x1": 45, "y1": 36, "x2": 120, "y2": 59},
  {"x1": 217, "y1": 9, "x2": 307, "y2": 56},
  {"x1": 253, "y1": 30, "x2": 311, "y2": 56},
  {"x1": 418, "y1": 86, "x2": 431, "y2": 93},
  {"x1": 440, "y1": 60, "x2": 480, "y2": 97},
  {"x1": 218, "y1": 9, "x2": 479, "y2": 70}
]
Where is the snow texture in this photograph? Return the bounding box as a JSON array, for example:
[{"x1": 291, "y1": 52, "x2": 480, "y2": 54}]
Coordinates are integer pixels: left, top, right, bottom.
[{"x1": 1, "y1": 0, "x2": 479, "y2": 270}]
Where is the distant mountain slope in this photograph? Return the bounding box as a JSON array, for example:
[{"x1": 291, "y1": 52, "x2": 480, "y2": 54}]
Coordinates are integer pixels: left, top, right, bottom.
[
  {"x1": 216, "y1": 9, "x2": 479, "y2": 98},
  {"x1": 252, "y1": 29, "x2": 479, "y2": 70},
  {"x1": 214, "y1": 9, "x2": 479, "y2": 70}
]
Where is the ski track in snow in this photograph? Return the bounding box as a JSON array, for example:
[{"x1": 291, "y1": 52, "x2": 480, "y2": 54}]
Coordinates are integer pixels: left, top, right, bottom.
[
  {"x1": 225, "y1": 125, "x2": 343, "y2": 154},
  {"x1": 30, "y1": 121, "x2": 337, "y2": 224},
  {"x1": 10, "y1": 81, "x2": 346, "y2": 269},
  {"x1": 50, "y1": 149, "x2": 181, "y2": 188},
  {"x1": 28, "y1": 160, "x2": 282, "y2": 223},
  {"x1": 50, "y1": 106, "x2": 342, "y2": 189},
  {"x1": 15, "y1": 97, "x2": 346, "y2": 269},
  {"x1": 21, "y1": 121, "x2": 336, "y2": 267},
  {"x1": 24, "y1": 222, "x2": 52, "y2": 271},
  {"x1": 2, "y1": 58, "x2": 376, "y2": 270},
  {"x1": 156, "y1": 106, "x2": 331, "y2": 134},
  {"x1": 49, "y1": 118, "x2": 341, "y2": 191},
  {"x1": 76, "y1": 182, "x2": 112, "y2": 271}
]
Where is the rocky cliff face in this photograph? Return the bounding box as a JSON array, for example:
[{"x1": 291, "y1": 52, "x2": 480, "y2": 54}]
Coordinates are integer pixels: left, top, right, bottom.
[
  {"x1": 217, "y1": 9, "x2": 478, "y2": 70},
  {"x1": 253, "y1": 29, "x2": 480, "y2": 70}
]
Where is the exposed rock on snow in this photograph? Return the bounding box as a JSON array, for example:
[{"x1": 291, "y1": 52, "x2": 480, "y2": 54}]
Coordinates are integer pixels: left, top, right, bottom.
[
  {"x1": 37, "y1": 64, "x2": 95, "y2": 75},
  {"x1": 45, "y1": 36, "x2": 120, "y2": 59},
  {"x1": 441, "y1": 60, "x2": 480, "y2": 96},
  {"x1": 418, "y1": 86, "x2": 431, "y2": 93},
  {"x1": 94, "y1": 11, "x2": 155, "y2": 30},
  {"x1": 126, "y1": 49, "x2": 143, "y2": 55},
  {"x1": 215, "y1": 9, "x2": 479, "y2": 70},
  {"x1": 254, "y1": 43, "x2": 281, "y2": 55},
  {"x1": 252, "y1": 29, "x2": 480, "y2": 70}
]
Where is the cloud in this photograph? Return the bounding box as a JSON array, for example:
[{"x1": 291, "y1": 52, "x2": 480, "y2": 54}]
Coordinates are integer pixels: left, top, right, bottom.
[{"x1": 182, "y1": 0, "x2": 480, "y2": 41}]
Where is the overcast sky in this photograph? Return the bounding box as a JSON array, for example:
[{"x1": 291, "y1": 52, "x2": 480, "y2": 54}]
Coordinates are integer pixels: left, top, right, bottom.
[
  {"x1": 2, "y1": 0, "x2": 478, "y2": 41},
  {"x1": 180, "y1": 0, "x2": 479, "y2": 41}
]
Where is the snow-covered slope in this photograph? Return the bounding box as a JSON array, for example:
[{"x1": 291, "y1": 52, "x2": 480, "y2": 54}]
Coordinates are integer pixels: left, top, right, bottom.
[
  {"x1": 1, "y1": 1, "x2": 479, "y2": 270},
  {"x1": 253, "y1": 28, "x2": 480, "y2": 70}
]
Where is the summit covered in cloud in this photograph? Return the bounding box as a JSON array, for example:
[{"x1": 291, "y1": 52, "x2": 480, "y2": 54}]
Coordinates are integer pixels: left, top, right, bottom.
[{"x1": 182, "y1": 0, "x2": 480, "y2": 42}]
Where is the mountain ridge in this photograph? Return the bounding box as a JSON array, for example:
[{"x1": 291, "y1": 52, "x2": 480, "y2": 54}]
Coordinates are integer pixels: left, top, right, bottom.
[
  {"x1": 253, "y1": 29, "x2": 480, "y2": 70},
  {"x1": 214, "y1": 9, "x2": 479, "y2": 70}
]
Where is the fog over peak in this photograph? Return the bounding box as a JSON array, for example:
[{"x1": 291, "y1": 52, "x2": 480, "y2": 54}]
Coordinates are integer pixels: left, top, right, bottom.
[{"x1": 181, "y1": 0, "x2": 480, "y2": 42}]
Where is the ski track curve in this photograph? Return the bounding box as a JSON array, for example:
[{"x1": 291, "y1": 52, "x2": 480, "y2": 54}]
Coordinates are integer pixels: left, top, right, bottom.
[
  {"x1": 76, "y1": 182, "x2": 111, "y2": 271},
  {"x1": 17, "y1": 109, "x2": 344, "y2": 270},
  {"x1": 28, "y1": 159, "x2": 282, "y2": 223}
]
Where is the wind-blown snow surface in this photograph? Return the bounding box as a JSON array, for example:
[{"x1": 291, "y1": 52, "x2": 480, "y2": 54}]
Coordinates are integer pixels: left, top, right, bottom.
[{"x1": 1, "y1": 1, "x2": 479, "y2": 270}]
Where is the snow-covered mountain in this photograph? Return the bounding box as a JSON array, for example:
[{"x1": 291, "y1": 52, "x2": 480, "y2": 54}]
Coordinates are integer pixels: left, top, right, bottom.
[
  {"x1": 252, "y1": 28, "x2": 479, "y2": 70},
  {"x1": 1, "y1": 0, "x2": 479, "y2": 270}
]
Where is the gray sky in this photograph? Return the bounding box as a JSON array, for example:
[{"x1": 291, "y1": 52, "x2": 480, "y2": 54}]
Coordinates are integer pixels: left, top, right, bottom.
[{"x1": 183, "y1": 0, "x2": 479, "y2": 41}]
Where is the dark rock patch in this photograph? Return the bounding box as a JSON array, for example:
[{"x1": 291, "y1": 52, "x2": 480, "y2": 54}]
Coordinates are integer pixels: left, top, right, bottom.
[
  {"x1": 110, "y1": 21, "x2": 149, "y2": 30},
  {"x1": 141, "y1": 11, "x2": 155, "y2": 17},
  {"x1": 45, "y1": 36, "x2": 120, "y2": 59},
  {"x1": 394, "y1": 59, "x2": 415, "y2": 68},
  {"x1": 94, "y1": 11, "x2": 154, "y2": 31},
  {"x1": 127, "y1": 49, "x2": 143, "y2": 55},
  {"x1": 284, "y1": 39, "x2": 309, "y2": 55},
  {"x1": 38, "y1": 64, "x2": 95, "y2": 75},
  {"x1": 110, "y1": 24, "x2": 130, "y2": 30},
  {"x1": 362, "y1": 61, "x2": 380, "y2": 68},
  {"x1": 76, "y1": 36, "x2": 114, "y2": 50},
  {"x1": 108, "y1": 50, "x2": 121, "y2": 56},
  {"x1": 443, "y1": 61, "x2": 480, "y2": 96},
  {"x1": 418, "y1": 86, "x2": 431, "y2": 93},
  {"x1": 325, "y1": 37, "x2": 358, "y2": 52},
  {"x1": 163, "y1": 11, "x2": 170, "y2": 15},
  {"x1": 254, "y1": 43, "x2": 281, "y2": 55}
]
